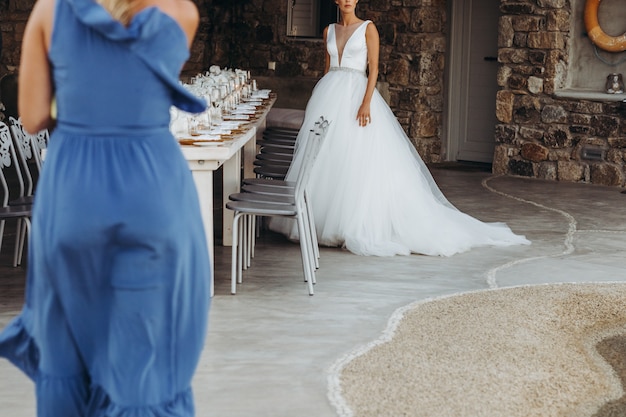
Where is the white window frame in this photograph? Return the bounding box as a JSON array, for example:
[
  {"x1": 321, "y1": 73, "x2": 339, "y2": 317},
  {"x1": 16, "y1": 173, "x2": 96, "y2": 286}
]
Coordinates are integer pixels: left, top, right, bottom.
[{"x1": 287, "y1": 0, "x2": 320, "y2": 37}]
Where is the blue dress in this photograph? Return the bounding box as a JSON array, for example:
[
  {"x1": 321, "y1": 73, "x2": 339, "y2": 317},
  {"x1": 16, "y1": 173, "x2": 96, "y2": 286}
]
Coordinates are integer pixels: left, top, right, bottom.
[{"x1": 0, "y1": 0, "x2": 211, "y2": 415}]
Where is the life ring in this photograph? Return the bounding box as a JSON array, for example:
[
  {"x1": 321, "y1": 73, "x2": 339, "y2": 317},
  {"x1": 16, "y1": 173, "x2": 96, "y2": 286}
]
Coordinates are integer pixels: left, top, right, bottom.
[{"x1": 584, "y1": 0, "x2": 626, "y2": 52}]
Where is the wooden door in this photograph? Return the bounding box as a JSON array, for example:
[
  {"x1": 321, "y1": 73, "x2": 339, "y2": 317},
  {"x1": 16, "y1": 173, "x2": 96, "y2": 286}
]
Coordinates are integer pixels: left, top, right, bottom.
[{"x1": 446, "y1": 0, "x2": 501, "y2": 163}]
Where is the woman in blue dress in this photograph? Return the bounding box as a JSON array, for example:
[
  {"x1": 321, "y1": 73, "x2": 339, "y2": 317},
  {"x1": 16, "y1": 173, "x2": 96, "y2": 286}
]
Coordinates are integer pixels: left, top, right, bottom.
[{"x1": 0, "y1": 0, "x2": 211, "y2": 415}]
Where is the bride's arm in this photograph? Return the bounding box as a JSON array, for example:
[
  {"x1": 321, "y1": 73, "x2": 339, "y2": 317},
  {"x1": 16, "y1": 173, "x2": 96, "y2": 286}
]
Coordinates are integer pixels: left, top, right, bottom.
[
  {"x1": 323, "y1": 25, "x2": 331, "y2": 75},
  {"x1": 357, "y1": 22, "x2": 380, "y2": 127}
]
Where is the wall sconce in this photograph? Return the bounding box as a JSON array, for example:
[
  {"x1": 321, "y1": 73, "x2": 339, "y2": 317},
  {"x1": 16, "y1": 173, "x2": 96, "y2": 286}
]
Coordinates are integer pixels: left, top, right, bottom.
[{"x1": 605, "y1": 73, "x2": 624, "y2": 94}]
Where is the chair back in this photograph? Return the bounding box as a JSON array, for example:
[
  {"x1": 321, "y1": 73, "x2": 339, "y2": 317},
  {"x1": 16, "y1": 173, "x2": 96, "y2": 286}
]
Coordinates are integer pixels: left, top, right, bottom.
[
  {"x1": 293, "y1": 116, "x2": 330, "y2": 202},
  {"x1": 32, "y1": 129, "x2": 49, "y2": 169},
  {"x1": 0, "y1": 122, "x2": 24, "y2": 207},
  {"x1": 8, "y1": 116, "x2": 38, "y2": 196}
]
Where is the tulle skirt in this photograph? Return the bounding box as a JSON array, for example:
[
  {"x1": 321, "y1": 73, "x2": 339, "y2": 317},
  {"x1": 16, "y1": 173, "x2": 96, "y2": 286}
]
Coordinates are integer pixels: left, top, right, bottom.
[{"x1": 270, "y1": 67, "x2": 530, "y2": 256}]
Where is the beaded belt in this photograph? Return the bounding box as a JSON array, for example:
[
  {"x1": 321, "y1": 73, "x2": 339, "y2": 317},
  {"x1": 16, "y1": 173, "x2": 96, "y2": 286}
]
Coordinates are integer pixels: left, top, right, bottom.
[{"x1": 329, "y1": 67, "x2": 366, "y2": 76}]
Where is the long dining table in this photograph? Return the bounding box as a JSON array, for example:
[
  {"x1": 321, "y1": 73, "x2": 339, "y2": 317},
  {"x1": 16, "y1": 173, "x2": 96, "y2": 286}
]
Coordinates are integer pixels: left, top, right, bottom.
[{"x1": 179, "y1": 94, "x2": 276, "y2": 296}]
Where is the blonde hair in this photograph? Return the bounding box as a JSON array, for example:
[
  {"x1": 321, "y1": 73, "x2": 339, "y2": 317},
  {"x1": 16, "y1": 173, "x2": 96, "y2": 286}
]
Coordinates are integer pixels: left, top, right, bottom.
[{"x1": 97, "y1": 0, "x2": 138, "y2": 26}]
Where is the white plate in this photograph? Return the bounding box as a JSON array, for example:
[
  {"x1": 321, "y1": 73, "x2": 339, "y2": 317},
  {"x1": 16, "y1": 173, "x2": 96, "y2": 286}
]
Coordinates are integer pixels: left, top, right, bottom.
[
  {"x1": 193, "y1": 141, "x2": 223, "y2": 147},
  {"x1": 188, "y1": 134, "x2": 221, "y2": 140}
]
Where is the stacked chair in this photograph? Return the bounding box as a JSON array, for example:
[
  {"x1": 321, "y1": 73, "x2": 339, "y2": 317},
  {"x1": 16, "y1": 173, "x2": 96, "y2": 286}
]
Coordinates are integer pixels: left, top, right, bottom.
[
  {"x1": 0, "y1": 117, "x2": 50, "y2": 266},
  {"x1": 0, "y1": 121, "x2": 33, "y2": 266},
  {"x1": 226, "y1": 116, "x2": 330, "y2": 295},
  {"x1": 251, "y1": 126, "x2": 299, "y2": 180},
  {"x1": 8, "y1": 116, "x2": 43, "y2": 206}
]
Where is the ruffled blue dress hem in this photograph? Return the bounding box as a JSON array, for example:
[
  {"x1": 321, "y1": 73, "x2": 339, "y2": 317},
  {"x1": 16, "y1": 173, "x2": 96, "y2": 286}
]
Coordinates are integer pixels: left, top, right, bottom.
[
  {"x1": 0, "y1": 311, "x2": 195, "y2": 416},
  {"x1": 0, "y1": 311, "x2": 40, "y2": 381},
  {"x1": 87, "y1": 385, "x2": 195, "y2": 417}
]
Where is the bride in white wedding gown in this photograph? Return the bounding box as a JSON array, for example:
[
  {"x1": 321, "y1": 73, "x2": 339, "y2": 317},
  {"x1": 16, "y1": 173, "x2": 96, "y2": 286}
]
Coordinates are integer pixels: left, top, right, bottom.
[{"x1": 270, "y1": 0, "x2": 530, "y2": 256}]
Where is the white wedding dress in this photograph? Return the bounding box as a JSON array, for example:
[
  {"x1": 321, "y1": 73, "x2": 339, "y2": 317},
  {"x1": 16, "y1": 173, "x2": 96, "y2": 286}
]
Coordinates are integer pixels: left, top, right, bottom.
[{"x1": 270, "y1": 20, "x2": 530, "y2": 256}]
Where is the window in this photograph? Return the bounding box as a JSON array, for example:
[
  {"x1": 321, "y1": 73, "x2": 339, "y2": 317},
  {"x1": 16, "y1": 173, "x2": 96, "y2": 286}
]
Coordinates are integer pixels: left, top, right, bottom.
[{"x1": 287, "y1": 0, "x2": 338, "y2": 38}]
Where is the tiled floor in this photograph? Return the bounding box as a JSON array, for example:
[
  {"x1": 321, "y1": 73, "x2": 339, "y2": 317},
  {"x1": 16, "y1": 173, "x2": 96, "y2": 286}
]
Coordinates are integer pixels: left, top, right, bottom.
[{"x1": 1, "y1": 167, "x2": 626, "y2": 416}]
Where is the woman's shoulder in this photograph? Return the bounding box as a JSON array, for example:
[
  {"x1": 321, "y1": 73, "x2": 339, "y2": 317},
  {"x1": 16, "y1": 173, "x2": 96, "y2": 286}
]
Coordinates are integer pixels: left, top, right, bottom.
[
  {"x1": 154, "y1": 0, "x2": 199, "y2": 45},
  {"x1": 363, "y1": 20, "x2": 379, "y2": 34},
  {"x1": 158, "y1": 0, "x2": 198, "y2": 22}
]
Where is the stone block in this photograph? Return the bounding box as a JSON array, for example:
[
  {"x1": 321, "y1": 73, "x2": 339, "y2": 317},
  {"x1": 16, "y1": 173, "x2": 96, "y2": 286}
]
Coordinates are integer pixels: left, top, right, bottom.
[
  {"x1": 496, "y1": 90, "x2": 514, "y2": 123},
  {"x1": 513, "y1": 95, "x2": 541, "y2": 124},
  {"x1": 511, "y1": 15, "x2": 543, "y2": 32},
  {"x1": 417, "y1": 112, "x2": 438, "y2": 138},
  {"x1": 590, "y1": 163, "x2": 625, "y2": 187},
  {"x1": 557, "y1": 161, "x2": 585, "y2": 182},
  {"x1": 527, "y1": 32, "x2": 566, "y2": 49},
  {"x1": 508, "y1": 74, "x2": 527, "y2": 90},
  {"x1": 528, "y1": 50, "x2": 547, "y2": 65},
  {"x1": 546, "y1": 9, "x2": 570, "y2": 31},
  {"x1": 501, "y1": 3, "x2": 535, "y2": 14},
  {"x1": 509, "y1": 159, "x2": 535, "y2": 177},
  {"x1": 421, "y1": 34, "x2": 447, "y2": 53},
  {"x1": 591, "y1": 115, "x2": 620, "y2": 137},
  {"x1": 521, "y1": 142, "x2": 549, "y2": 162},
  {"x1": 541, "y1": 104, "x2": 568, "y2": 123},
  {"x1": 377, "y1": 23, "x2": 398, "y2": 45},
  {"x1": 538, "y1": 162, "x2": 557, "y2": 181},
  {"x1": 520, "y1": 126, "x2": 544, "y2": 141},
  {"x1": 495, "y1": 124, "x2": 519, "y2": 145},
  {"x1": 570, "y1": 113, "x2": 591, "y2": 125},
  {"x1": 387, "y1": 58, "x2": 410, "y2": 85},
  {"x1": 608, "y1": 137, "x2": 626, "y2": 149},
  {"x1": 537, "y1": 0, "x2": 566, "y2": 8},
  {"x1": 543, "y1": 126, "x2": 571, "y2": 148},
  {"x1": 513, "y1": 33, "x2": 529, "y2": 48},
  {"x1": 528, "y1": 76, "x2": 544, "y2": 94},
  {"x1": 550, "y1": 149, "x2": 571, "y2": 162},
  {"x1": 410, "y1": 8, "x2": 442, "y2": 33},
  {"x1": 498, "y1": 48, "x2": 528, "y2": 64},
  {"x1": 414, "y1": 138, "x2": 441, "y2": 163},
  {"x1": 499, "y1": 16, "x2": 514, "y2": 47},
  {"x1": 497, "y1": 66, "x2": 513, "y2": 87},
  {"x1": 606, "y1": 149, "x2": 624, "y2": 164},
  {"x1": 569, "y1": 100, "x2": 604, "y2": 114},
  {"x1": 492, "y1": 145, "x2": 511, "y2": 175},
  {"x1": 397, "y1": 33, "x2": 421, "y2": 54},
  {"x1": 418, "y1": 53, "x2": 441, "y2": 86},
  {"x1": 569, "y1": 125, "x2": 593, "y2": 135}
]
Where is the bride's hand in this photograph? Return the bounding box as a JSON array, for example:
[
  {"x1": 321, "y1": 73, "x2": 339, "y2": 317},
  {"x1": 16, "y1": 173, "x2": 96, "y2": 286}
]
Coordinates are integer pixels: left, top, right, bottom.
[{"x1": 356, "y1": 103, "x2": 371, "y2": 127}]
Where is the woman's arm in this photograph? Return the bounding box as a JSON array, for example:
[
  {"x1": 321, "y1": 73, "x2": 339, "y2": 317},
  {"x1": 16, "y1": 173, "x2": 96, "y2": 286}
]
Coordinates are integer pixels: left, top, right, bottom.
[
  {"x1": 323, "y1": 25, "x2": 331, "y2": 75},
  {"x1": 164, "y1": 0, "x2": 199, "y2": 49},
  {"x1": 356, "y1": 21, "x2": 380, "y2": 127},
  {"x1": 19, "y1": 0, "x2": 55, "y2": 133}
]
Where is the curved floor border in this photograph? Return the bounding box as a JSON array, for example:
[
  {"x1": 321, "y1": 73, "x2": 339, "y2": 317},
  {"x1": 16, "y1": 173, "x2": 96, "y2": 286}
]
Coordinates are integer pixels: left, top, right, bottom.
[
  {"x1": 327, "y1": 282, "x2": 626, "y2": 417},
  {"x1": 328, "y1": 174, "x2": 625, "y2": 416},
  {"x1": 481, "y1": 175, "x2": 577, "y2": 288}
]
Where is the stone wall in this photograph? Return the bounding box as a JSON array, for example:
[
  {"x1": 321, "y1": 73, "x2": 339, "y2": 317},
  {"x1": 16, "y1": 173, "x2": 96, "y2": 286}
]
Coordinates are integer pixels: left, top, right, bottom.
[
  {"x1": 1, "y1": 0, "x2": 449, "y2": 163},
  {"x1": 5, "y1": 0, "x2": 624, "y2": 186},
  {"x1": 494, "y1": 0, "x2": 626, "y2": 187},
  {"x1": 0, "y1": 0, "x2": 31, "y2": 77},
  {"x1": 200, "y1": 0, "x2": 448, "y2": 163}
]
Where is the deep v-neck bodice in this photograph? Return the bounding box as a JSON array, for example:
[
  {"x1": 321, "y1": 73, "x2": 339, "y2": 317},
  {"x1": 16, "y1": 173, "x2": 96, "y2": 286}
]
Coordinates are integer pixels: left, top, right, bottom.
[{"x1": 327, "y1": 20, "x2": 370, "y2": 71}]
